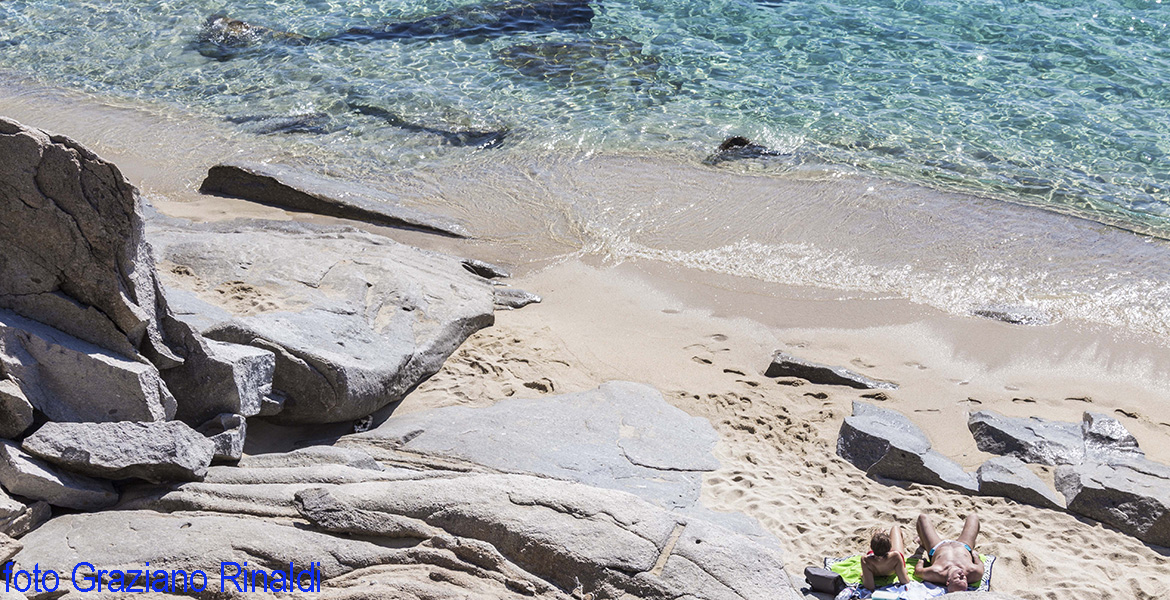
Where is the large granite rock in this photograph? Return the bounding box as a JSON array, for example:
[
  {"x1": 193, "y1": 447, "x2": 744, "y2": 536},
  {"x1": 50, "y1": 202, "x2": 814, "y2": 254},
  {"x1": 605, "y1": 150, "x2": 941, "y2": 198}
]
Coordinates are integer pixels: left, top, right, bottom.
[
  {"x1": 22, "y1": 421, "x2": 215, "y2": 482},
  {"x1": 0, "y1": 310, "x2": 176, "y2": 422},
  {"x1": 977, "y1": 456, "x2": 1064, "y2": 510},
  {"x1": 968, "y1": 410, "x2": 1085, "y2": 466},
  {"x1": 1081, "y1": 412, "x2": 1144, "y2": 461},
  {"x1": 0, "y1": 441, "x2": 117, "y2": 510},
  {"x1": 765, "y1": 351, "x2": 896, "y2": 390},
  {"x1": 1055, "y1": 456, "x2": 1170, "y2": 548},
  {"x1": 200, "y1": 162, "x2": 469, "y2": 238},
  {"x1": 837, "y1": 401, "x2": 977, "y2": 493},
  {"x1": 354, "y1": 381, "x2": 719, "y2": 510},
  {"x1": 0, "y1": 117, "x2": 178, "y2": 366},
  {"x1": 149, "y1": 219, "x2": 498, "y2": 424},
  {"x1": 0, "y1": 377, "x2": 34, "y2": 438}
]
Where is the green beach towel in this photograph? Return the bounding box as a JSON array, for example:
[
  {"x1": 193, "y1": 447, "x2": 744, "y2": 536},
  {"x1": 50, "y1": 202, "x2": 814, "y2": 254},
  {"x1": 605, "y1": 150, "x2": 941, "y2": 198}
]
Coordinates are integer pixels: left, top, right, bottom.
[{"x1": 824, "y1": 553, "x2": 996, "y2": 592}]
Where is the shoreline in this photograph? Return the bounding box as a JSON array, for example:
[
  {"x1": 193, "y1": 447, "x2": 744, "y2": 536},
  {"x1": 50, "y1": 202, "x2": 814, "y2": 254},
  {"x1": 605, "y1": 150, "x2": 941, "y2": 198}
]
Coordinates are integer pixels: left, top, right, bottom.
[{"x1": 3, "y1": 81, "x2": 1170, "y2": 598}]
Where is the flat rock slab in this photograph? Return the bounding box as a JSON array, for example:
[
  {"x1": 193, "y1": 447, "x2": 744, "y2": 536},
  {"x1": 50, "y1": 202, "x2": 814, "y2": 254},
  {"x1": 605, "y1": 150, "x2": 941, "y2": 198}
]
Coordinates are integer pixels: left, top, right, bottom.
[
  {"x1": 765, "y1": 351, "x2": 896, "y2": 390},
  {"x1": 977, "y1": 456, "x2": 1064, "y2": 510},
  {"x1": 0, "y1": 441, "x2": 117, "y2": 510},
  {"x1": 0, "y1": 309, "x2": 175, "y2": 423},
  {"x1": 200, "y1": 162, "x2": 469, "y2": 238},
  {"x1": 238, "y1": 446, "x2": 383, "y2": 471},
  {"x1": 13, "y1": 510, "x2": 402, "y2": 588},
  {"x1": 353, "y1": 381, "x2": 719, "y2": 511},
  {"x1": 149, "y1": 219, "x2": 497, "y2": 424},
  {"x1": 1056, "y1": 455, "x2": 1170, "y2": 547},
  {"x1": 23, "y1": 421, "x2": 215, "y2": 482},
  {"x1": 968, "y1": 410, "x2": 1085, "y2": 466},
  {"x1": 838, "y1": 401, "x2": 977, "y2": 493}
]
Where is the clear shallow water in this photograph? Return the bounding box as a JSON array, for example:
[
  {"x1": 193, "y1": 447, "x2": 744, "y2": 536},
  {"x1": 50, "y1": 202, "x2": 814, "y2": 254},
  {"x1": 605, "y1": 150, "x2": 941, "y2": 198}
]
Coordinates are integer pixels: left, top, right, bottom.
[
  {"x1": 3, "y1": 0, "x2": 1170, "y2": 339},
  {"x1": 1, "y1": 0, "x2": 1168, "y2": 232}
]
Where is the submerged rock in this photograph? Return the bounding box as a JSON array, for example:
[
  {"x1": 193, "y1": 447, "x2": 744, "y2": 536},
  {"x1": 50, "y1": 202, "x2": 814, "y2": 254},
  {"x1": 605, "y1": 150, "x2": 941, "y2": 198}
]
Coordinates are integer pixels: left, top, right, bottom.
[
  {"x1": 22, "y1": 421, "x2": 215, "y2": 482},
  {"x1": 197, "y1": 0, "x2": 596, "y2": 59},
  {"x1": 971, "y1": 305, "x2": 1053, "y2": 326},
  {"x1": 765, "y1": 350, "x2": 897, "y2": 390},
  {"x1": 199, "y1": 162, "x2": 469, "y2": 238},
  {"x1": 349, "y1": 102, "x2": 509, "y2": 149},
  {"x1": 704, "y1": 137, "x2": 788, "y2": 165},
  {"x1": 0, "y1": 441, "x2": 118, "y2": 510}
]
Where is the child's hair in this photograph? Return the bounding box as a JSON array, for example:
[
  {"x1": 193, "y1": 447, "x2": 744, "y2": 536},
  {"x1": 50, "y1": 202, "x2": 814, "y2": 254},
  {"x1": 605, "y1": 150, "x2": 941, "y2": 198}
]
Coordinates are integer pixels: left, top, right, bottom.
[{"x1": 870, "y1": 529, "x2": 891, "y2": 557}]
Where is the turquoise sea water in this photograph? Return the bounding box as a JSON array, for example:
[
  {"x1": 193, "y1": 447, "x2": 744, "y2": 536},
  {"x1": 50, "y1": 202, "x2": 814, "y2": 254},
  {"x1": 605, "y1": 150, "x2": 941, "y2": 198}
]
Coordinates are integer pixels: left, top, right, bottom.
[
  {"x1": 5, "y1": 0, "x2": 1170, "y2": 339},
  {"x1": 1, "y1": 0, "x2": 1167, "y2": 233}
]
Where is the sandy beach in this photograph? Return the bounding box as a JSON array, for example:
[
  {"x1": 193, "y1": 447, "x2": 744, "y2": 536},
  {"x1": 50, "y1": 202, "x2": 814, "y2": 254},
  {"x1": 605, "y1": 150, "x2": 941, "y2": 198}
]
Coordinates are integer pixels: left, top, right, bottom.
[{"x1": 2, "y1": 83, "x2": 1169, "y2": 600}]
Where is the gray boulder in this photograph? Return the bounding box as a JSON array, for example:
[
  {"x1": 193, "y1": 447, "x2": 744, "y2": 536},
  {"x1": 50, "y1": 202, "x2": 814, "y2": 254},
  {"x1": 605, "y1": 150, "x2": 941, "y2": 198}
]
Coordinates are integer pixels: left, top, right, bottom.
[
  {"x1": 149, "y1": 219, "x2": 497, "y2": 424},
  {"x1": 765, "y1": 351, "x2": 896, "y2": 389},
  {"x1": 0, "y1": 532, "x2": 18, "y2": 565},
  {"x1": 977, "y1": 456, "x2": 1064, "y2": 510},
  {"x1": 22, "y1": 421, "x2": 214, "y2": 482},
  {"x1": 1082, "y1": 412, "x2": 1143, "y2": 461},
  {"x1": 196, "y1": 413, "x2": 246, "y2": 461},
  {"x1": 1055, "y1": 456, "x2": 1170, "y2": 547},
  {"x1": 354, "y1": 381, "x2": 719, "y2": 511},
  {"x1": 0, "y1": 440, "x2": 117, "y2": 510},
  {"x1": 0, "y1": 377, "x2": 33, "y2": 438},
  {"x1": 199, "y1": 161, "x2": 469, "y2": 238},
  {"x1": 837, "y1": 401, "x2": 977, "y2": 493},
  {"x1": 0, "y1": 117, "x2": 178, "y2": 367},
  {"x1": 164, "y1": 336, "x2": 275, "y2": 424},
  {"x1": 0, "y1": 500, "x2": 50, "y2": 539},
  {"x1": 0, "y1": 310, "x2": 175, "y2": 423},
  {"x1": 968, "y1": 410, "x2": 1085, "y2": 466}
]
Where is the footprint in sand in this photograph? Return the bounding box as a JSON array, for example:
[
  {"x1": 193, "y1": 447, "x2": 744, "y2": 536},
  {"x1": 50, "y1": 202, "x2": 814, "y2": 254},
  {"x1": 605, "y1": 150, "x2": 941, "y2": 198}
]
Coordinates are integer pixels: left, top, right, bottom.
[
  {"x1": 851, "y1": 358, "x2": 876, "y2": 369},
  {"x1": 1012, "y1": 397, "x2": 1037, "y2": 404},
  {"x1": 1065, "y1": 396, "x2": 1093, "y2": 403},
  {"x1": 723, "y1": 368, "x2": 746, "y2": 376},
  {"x1": 861, "y1": 391, "x2": 888, "y2": 401},
  {"x1": 1115, "y1": 408, "x2": 1140, "y2": 419},
  {"x1": 904, "y1": 361, "x2": 928, "y2": 370}
]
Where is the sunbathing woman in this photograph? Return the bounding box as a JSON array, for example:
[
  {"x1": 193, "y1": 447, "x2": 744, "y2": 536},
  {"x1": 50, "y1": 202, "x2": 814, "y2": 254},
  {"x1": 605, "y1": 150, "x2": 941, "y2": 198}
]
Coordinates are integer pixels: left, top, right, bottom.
[
  {"x1": 861, "y1": 526, "x2": 910, "y2": 591},
  {"x1": 915, "y1": 513, "x2": 984, "y2": 593}
]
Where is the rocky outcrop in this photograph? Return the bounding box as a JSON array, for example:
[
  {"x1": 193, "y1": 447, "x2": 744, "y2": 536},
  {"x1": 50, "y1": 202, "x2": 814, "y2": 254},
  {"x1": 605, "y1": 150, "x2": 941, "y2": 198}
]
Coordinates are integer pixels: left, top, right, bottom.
[
  {"x1": 0, "y1": 532, "x2": 18, "y2": 564},
  {"x1": 0, "y1": 498, "x2": 49, "y2": 539},
  {"x1": 0, "y1": 310, "x2": 176, "y2": 423},
  {"x1": 837, "y1": 402, "x2": 977, "y2": 493},
  {"x1": 196, "y1": 413, "x2": 247, "y2": 461},
  {"x1": 150, "y1": 219, "x2": 499, "y2": 424},
  {"x1": 0, "y1": 377, "x2": 33, "y2": 438},
  {"x1": 766, "y1": 351, "x2": 896, "y2": 390},
  {"x1": 0, "y1": 441, "x2": 117, "y2": 510},
  {"x1": 164, "y1": 336, "x2": 275, "y2": 424},
  {"x1": 0, "y1": 117, "x2": 194, "y2": 371},
  {"x1": 199, "y1": 162, "x2": 469, "y2": 238},
  {"x1": 968, "y1": 410, "x2": 1085, "y2": 466},
  {"x1": 976, "y1": 456, "x2": 1064, "y2": 510},
  {"x1": 1055, "y1": 455, "x2": 1170, "y2": 548},
  {"x1": 22, "y1": 421, "x2": 215, "y2": 482},
  {"x1": 1081, "y1": 412, "x2": 1144, "y2": 461},
  {"x1": 353, "y1": 381, "x2": 719, "y2": 510}
]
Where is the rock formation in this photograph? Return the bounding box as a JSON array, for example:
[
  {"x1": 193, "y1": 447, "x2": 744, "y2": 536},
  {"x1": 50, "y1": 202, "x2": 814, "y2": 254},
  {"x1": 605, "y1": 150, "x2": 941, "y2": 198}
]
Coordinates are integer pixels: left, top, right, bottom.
[
  {"x1": 766, "y1": 351, "x2": 897, "y2": 390},
  {"x1": 836, "y1": 401, "x2": 977, "y2": 493}
]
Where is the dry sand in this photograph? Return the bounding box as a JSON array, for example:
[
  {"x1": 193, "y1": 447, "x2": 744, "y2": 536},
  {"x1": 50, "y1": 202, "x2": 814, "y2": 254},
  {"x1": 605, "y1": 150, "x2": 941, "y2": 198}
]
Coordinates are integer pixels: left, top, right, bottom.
[
  {"x1": 404, "y1": 259, "x2": 1170, "y2": 600},
  {"x1": 3, "y1": 87, "x2": 1169, "y2": 600}
]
